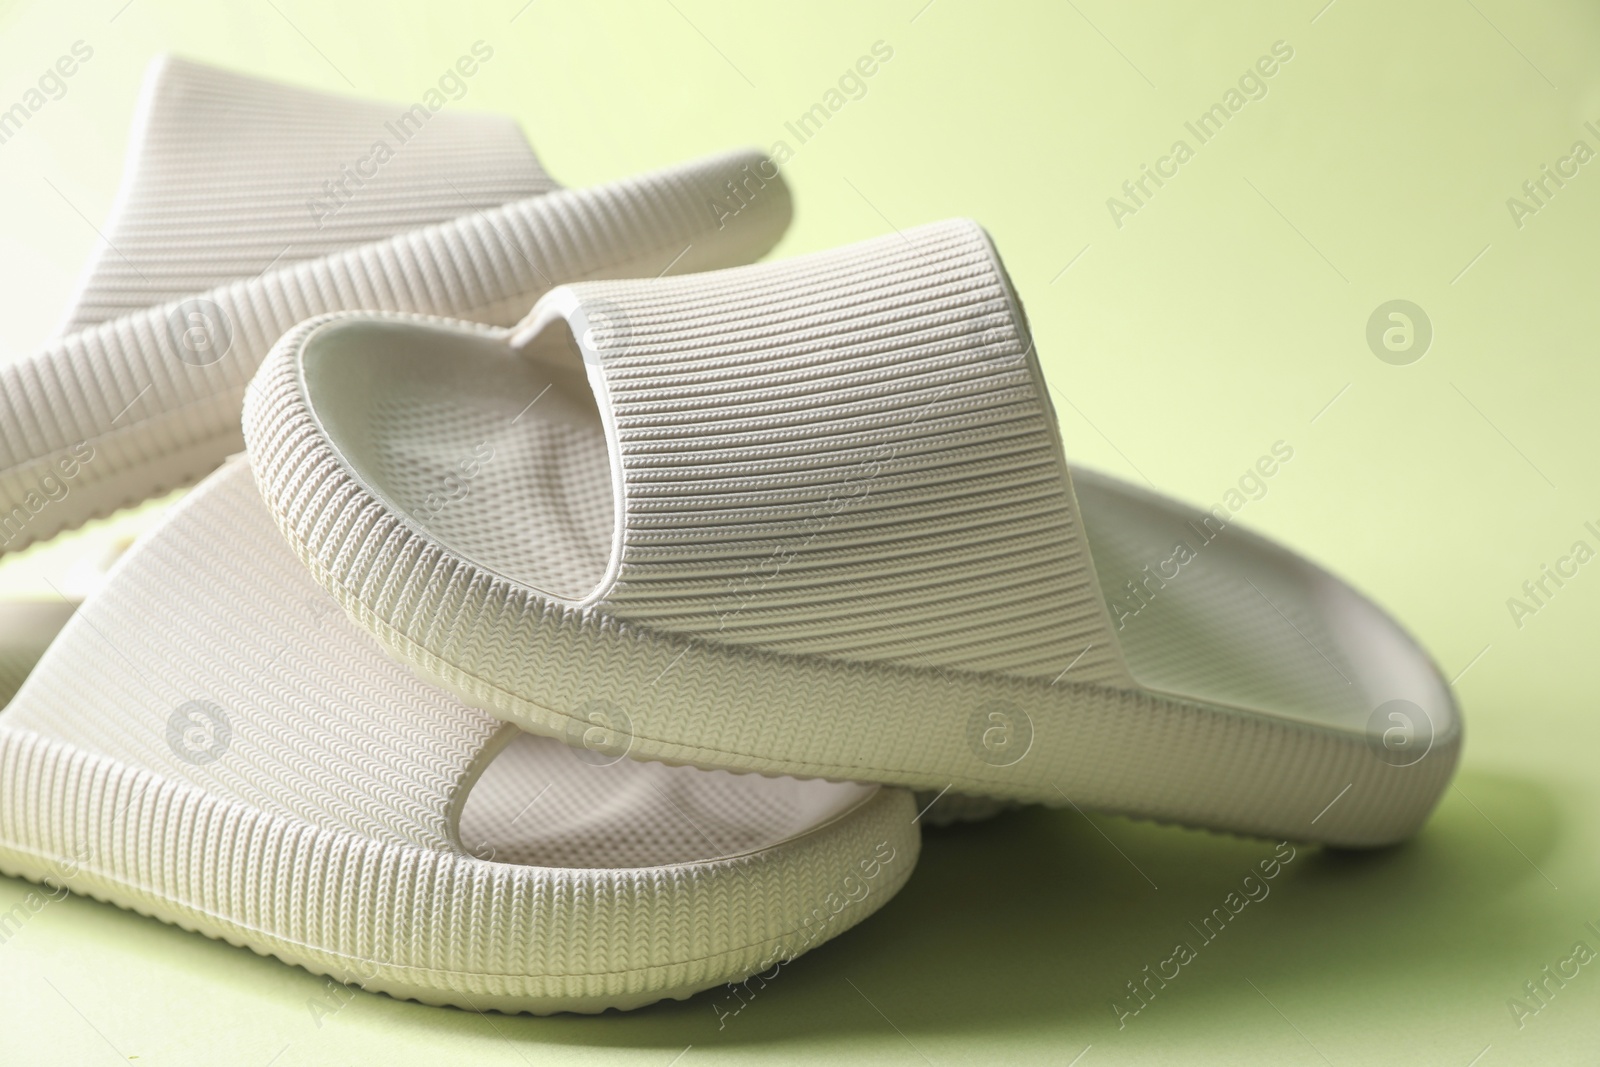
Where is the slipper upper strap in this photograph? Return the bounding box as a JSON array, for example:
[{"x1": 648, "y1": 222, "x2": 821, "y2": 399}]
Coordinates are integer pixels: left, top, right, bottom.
[
  {"x1": 0, "y1": 148, "x2": 791, "y2": 559},
  {"x1": 60, "y1": 55, "x2": 558, "y2": 333},
  {"x1": 0, "y1": 456, "x2": 921, "y2": 1009},
  {"x1": 565, "y1": 219, "x2": 1130, "y2": 683},
  {"x1": 242, "y1": 223, "x2": 1462, "y2": 842},
  {"x1": 1, "y1": 458, "x2": 499, "y2": 850}
]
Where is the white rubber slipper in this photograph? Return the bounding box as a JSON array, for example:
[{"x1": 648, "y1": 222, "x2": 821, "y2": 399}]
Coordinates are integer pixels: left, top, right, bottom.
[
  {"x1": 0, "y1": 56, "x2": 790, "y2": 558},
  {"x1": 245, "y1": 218, "x2": 1461, "y2": 848},
  {"x1": 59, "y1": 55, "x2": 560, "y2": 332},
  {"x1": 0, "y1": 457, "x2": 917, "y2": 1013}
]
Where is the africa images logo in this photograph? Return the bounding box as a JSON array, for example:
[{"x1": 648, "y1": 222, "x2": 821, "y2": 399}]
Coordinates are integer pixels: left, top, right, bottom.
[
  {"x1": 166, "y1": 700, "x2": 232, "y2": 766},
  {"x1": 563, "y1": 699, "x2": 634, "y2": 767},
  {"x1": 0, "y1": 441, "x2": 96, "y2": 547},
  {"x1": 1106, "y1": 40, "x2": 1295, "y2": 229},
  {"x1": 1366, "y1": 300, "x2": 1432, "y2": 366},
  {"x1": 166, "y1": 298, "x2": 233, "y2": 367},
  {"x1": 305, "y1": 41, "x2": 497, "y2": 227},
  {"x1": 966, "y1": 702, "x2": 1034, "y2": 767},
  {"x1": 0, "y1": 40, "x2": 94, "y2": 148}
]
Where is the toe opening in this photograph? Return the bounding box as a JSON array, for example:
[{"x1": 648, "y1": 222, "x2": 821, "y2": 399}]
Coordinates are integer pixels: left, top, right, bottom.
[
  {"x1": 301, "y1": 317, "x2": 616, "y2": 601},
  {"x1": 457, "y1": 729, "x2": 878, "y2": 869}
]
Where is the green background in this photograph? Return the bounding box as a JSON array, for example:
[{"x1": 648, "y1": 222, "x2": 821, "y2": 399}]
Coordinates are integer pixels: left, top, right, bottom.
[{"x1": 0, "y1": 0, "x2": 1596, "y2": 1062}]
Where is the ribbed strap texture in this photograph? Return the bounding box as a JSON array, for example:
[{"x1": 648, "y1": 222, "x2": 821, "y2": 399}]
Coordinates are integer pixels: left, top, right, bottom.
[
  {"x1": 2, "y1": 459, "x2": 497, "y2": 849},
  {"x1": 0, "y1": 460, "x2": 921, "y2": 1005},
  {"x1": 60, "y1": 55, "x2": 556, "y2": 332},
  {"x1": 578, "y1": 219, "x2": 1129, "y2": 682},
  {"x1": 244, "y1": 297, "x2": 1458, "y2": 843},
  {"x1": 0, "y1": 148, "x2": 791, "y2": 556}
]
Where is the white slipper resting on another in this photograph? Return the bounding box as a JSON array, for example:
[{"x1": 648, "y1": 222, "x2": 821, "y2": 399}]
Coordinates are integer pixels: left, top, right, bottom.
[
  {"x1": 0, "y1": 59, "x2": 918, "y2": 1014},
  {"x1": 0, "y1": 56, "x2": 791, "y2": 558},
  {"x1": 0, "y1": 458, "x2": 917, "y2": 1013},
  {"x1": 245, "y1": 218, "x2": 1461, "y2": 848}
]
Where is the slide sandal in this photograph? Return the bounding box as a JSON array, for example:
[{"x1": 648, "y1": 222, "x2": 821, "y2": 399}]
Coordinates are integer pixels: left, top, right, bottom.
[
  {"x1": 245, "y1": 218, "x2": 1461, "y2": 848},
  {"x1": 0, "y1": 457, "x2": 918, "y2": 1013},
  {"x1": 2, "y1": 57, "x2": 790, "y2": 558},
  {"x1": 59, "y1": 54, "x2": 559, "y2": 332}
]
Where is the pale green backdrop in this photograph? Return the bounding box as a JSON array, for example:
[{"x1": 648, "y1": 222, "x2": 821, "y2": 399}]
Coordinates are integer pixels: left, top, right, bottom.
[{"x1": 0, "y1": 0, "x2": 1596, "y2": 1063}]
